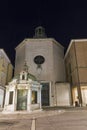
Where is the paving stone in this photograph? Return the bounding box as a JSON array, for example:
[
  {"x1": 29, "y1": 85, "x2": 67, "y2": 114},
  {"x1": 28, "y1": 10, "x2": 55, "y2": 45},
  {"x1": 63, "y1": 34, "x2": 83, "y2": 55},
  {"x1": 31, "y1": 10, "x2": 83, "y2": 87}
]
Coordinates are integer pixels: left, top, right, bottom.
[{"x1": 0, "y1": 109, "x2": 87, "y2": 130}]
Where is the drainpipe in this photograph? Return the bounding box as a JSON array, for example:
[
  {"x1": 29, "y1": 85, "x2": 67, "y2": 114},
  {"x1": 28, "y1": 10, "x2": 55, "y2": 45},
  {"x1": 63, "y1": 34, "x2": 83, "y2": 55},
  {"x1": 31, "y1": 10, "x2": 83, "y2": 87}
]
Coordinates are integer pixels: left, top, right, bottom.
[{"x1": 74, "y1": 41, "x2": 82, "y2": 106}]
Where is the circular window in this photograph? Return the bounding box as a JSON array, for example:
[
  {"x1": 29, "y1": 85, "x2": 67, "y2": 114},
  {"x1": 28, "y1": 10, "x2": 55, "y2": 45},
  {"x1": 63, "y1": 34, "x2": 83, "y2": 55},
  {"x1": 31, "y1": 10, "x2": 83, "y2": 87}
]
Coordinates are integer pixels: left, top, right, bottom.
[{"x1": 34, "y1": 55, "x2": 45, "y2": 64}]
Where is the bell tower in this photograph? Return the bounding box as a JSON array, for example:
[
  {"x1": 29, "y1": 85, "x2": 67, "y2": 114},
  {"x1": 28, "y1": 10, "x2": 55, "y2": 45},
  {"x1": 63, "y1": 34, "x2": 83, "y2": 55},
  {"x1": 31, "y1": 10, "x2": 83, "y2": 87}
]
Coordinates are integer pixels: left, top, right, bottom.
[{"x1": 33, "y1": 26, "x2": 47, "y2": 38}]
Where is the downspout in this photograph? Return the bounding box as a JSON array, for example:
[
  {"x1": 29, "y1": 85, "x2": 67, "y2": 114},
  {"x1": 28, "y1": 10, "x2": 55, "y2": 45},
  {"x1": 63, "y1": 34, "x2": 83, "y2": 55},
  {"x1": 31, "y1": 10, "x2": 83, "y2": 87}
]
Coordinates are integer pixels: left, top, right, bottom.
[{"x1": 74, "y1": 41, "x2": 82, "y2": 106}]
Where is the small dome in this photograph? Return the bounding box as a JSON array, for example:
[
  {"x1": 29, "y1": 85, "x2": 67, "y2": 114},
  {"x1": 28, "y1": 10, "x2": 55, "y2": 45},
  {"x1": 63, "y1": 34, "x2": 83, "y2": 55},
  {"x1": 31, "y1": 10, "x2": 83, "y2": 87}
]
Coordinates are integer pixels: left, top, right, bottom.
[
  {"x1": 33, "y1": 26, "x2": 47, "y2": 38},
  {"x1": 27, "y1": 73, "x2": 37, "y2": 81},
  {"x1": 13, "y1": 72, "x2": 37, "y2": 81},
  {"x1": 13, "y1": 61, "x2": 37, "y2": 81}
]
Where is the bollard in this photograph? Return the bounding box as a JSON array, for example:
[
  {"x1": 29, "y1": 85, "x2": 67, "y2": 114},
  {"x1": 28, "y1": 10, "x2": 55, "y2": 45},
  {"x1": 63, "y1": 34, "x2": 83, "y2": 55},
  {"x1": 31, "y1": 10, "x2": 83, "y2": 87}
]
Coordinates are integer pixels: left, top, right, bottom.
[{"x1": 31, "y1": 117, "x2": 36, "y2": 130}]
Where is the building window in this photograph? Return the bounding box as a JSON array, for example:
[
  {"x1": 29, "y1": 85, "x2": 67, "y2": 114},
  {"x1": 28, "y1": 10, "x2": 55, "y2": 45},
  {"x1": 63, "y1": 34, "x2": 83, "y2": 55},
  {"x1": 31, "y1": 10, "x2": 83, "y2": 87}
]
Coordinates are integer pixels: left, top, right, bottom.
[
  {"x1": 22, "y1": 75, "x2": 25, "y2": 80},
  {"x1": 0, "y1": 57, "x2": 4, "y2": 67},
  {"x1": 32, "y1": 91, "x2": 37, "y2": 104},
  {"x1": 39, "y1": 28, "x2": 42, "y2": 34},
  {"x1": 9, "y1": 91, "x2": 13, "y2": 104}
]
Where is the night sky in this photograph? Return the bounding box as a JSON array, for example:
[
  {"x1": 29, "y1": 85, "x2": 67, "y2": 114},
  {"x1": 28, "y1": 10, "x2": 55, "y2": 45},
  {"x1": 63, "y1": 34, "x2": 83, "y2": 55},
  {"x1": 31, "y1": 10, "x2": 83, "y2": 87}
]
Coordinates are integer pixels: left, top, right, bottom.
[{"x1": 0, "y1": 0, "x2": 87, "y2": 65}]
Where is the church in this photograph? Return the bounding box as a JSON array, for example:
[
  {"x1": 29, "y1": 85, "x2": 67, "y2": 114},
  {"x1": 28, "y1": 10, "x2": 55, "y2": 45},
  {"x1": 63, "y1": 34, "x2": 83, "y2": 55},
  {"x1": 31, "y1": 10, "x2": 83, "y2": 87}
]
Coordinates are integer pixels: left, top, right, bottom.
[
  {"x1": 14, "y1": 26, "x2": 71, "y2": 108},
  {"x1": 3, "y1": 26, "x2": 87, "y2": 112}
]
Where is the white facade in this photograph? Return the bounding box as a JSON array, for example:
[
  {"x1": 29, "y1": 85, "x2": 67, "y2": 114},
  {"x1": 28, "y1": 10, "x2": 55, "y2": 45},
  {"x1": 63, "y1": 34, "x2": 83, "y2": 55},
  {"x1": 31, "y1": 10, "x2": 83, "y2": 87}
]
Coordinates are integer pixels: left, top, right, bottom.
[
  {"x1": 15, "y1": 38, "x2": 65, "y2": 82},
  {"x1": 55, "y1": 83, "x2": 71, "y2": 106},
  {"x1": 14, "y1": 26, "x2": 66, "y2": 106},
  {"x1": 4, "y1": 69, "x2": 42, "y2": 113}
]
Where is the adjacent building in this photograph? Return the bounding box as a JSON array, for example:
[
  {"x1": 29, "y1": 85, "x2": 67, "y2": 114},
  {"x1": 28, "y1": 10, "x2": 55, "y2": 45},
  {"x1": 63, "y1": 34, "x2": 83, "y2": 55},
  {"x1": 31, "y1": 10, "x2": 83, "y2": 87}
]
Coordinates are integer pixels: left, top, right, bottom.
[
  {"x1": 0, "y1": 49, "x2": 13, "y2": 108},
  {"x1": 65, "y1": 39, "x2": 87, "y2": 106},
  {"x1": 14, "y1": 26, "x2": 71, "y2": 107}
]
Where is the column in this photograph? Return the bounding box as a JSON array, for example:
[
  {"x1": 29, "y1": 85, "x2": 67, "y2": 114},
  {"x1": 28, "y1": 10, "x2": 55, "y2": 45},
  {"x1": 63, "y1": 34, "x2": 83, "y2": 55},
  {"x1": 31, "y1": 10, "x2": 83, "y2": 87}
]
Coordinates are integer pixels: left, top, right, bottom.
[
  {"x1": 27, "y1": 87, "x2": 31, "y2": 111},
  {"x1": 39, "y1": 85, "x2": 42, "y2": 109}
]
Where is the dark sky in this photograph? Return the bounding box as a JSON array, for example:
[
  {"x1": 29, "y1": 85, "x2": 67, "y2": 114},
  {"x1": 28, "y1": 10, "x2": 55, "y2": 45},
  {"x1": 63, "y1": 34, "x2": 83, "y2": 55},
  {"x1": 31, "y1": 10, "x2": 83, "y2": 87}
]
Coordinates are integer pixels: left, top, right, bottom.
[{"x1": 0, "y1": 0, "x2": 87, "y2": 65}]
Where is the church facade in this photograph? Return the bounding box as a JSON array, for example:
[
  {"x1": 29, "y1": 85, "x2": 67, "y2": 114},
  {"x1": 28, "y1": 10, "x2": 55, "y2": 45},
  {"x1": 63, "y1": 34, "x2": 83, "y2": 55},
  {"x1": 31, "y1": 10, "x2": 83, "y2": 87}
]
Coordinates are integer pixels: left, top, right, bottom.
[{"x1": 14, "y1": 26, "x2": 71, "y2": 107}]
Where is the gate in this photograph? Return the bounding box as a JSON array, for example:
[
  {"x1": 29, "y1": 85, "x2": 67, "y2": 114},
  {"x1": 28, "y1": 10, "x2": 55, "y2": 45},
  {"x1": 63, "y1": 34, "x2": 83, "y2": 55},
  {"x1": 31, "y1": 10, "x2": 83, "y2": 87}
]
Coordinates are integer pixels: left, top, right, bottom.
[
  {"x1": 41, "y1": 83, "x2": 49, "y2": 106},
  {"x1": 17, "y1": 89, "x2": 28, "y2": 110}
]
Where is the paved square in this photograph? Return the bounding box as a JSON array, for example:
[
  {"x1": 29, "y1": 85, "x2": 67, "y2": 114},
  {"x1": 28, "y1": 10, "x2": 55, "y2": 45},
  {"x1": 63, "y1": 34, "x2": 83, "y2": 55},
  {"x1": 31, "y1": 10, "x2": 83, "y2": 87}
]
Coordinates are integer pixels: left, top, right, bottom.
[{"x1": 0, "y1": 108, "x2": 87, "y2": 130}]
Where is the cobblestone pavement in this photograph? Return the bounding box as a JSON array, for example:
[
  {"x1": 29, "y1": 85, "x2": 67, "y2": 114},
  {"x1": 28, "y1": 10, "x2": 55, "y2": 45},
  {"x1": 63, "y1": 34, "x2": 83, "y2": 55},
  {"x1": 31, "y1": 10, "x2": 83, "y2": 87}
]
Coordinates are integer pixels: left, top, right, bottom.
[{"x1": 0, "y1": 108, "x2": 87, "y2": 130}]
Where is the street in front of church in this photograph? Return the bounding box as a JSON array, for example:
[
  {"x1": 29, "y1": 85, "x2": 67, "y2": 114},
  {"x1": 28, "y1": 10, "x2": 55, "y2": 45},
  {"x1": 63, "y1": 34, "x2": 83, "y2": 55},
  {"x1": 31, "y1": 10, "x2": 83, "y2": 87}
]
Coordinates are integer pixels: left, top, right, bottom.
[{"x1": 0, "y1": 108, "x2": 87, "y2": 130}]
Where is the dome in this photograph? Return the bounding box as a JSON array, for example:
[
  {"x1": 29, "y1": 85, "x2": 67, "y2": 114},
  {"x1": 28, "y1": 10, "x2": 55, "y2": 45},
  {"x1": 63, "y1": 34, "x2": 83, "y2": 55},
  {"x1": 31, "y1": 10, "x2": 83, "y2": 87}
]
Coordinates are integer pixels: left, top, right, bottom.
[
  {"x1": 13, "y1": 72, "x2": 37, "y2": 81},
  {"x1": 27, "y1": 73, "x2": 37, "y2": 81},
  {"x1": 13, "y1": 61, "x2": 37, "y2": 81}
]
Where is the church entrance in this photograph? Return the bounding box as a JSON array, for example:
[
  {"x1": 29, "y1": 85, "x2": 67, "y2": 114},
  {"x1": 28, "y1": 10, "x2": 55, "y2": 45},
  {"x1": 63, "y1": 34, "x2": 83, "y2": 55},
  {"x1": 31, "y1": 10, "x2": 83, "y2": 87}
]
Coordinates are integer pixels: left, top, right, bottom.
[
  {"x1": 41, "y1": 83, "x2": 49, "y2": 106},
  {"x1": 17, "y1": 89, "x2": 27, "y2": 110}
]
